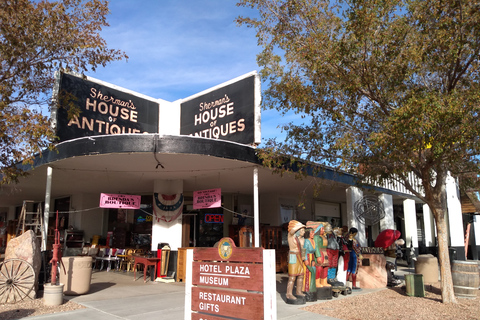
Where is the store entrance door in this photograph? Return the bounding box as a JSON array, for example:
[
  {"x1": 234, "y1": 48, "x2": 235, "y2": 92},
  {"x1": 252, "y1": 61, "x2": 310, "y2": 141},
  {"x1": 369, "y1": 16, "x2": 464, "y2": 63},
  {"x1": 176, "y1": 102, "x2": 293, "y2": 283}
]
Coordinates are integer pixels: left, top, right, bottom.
[{"x1": 182, "y1": 213, "x2": 197, "y2": 247}]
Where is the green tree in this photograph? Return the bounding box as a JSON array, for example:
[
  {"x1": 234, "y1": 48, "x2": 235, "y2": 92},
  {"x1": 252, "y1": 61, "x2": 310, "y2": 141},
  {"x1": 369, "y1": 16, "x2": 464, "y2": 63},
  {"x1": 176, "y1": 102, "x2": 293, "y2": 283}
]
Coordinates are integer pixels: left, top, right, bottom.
[
  {"x1": 0, "y1": 0, "x2": 127, "y2": 183},
  {"x1": 237, "y1": 0, "x2": 480, "y2": 303}
]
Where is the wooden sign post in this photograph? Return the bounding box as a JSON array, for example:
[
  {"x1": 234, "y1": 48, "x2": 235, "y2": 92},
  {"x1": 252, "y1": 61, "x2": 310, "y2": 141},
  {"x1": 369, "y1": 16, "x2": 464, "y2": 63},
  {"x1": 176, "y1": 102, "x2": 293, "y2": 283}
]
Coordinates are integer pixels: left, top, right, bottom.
[{"x1": 184, "y1": 237, "x2": 276, "y2": 320}]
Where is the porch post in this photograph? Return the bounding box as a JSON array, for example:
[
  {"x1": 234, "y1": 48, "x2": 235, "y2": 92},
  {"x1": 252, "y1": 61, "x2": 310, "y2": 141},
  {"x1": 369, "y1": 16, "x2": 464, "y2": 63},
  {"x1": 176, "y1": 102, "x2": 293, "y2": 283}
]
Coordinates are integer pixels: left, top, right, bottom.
[
  {"x1": 253, "y1": 166, "x2": 260, "y2": 247},
  {"x1": 43, "y1": 166, "x2": 53, "y2": 251}
]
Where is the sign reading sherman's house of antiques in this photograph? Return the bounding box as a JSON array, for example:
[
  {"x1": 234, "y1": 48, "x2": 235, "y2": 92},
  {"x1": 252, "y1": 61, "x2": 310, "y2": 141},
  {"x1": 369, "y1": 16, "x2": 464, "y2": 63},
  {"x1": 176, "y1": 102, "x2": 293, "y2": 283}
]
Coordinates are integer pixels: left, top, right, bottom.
[
  {"x1": 180, "y1": 72, "x2": 261, "y2": 145},
  {"x1": 55, "y1": 72, "x2": 159, "y2": 142}
]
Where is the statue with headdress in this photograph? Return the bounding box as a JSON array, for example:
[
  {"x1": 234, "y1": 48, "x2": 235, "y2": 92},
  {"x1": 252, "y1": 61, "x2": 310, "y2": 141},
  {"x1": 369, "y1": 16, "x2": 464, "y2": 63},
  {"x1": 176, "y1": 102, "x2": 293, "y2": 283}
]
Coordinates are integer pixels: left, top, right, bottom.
[{"x1": 286, "y1": 220, "x2": 306, "y2": 304}]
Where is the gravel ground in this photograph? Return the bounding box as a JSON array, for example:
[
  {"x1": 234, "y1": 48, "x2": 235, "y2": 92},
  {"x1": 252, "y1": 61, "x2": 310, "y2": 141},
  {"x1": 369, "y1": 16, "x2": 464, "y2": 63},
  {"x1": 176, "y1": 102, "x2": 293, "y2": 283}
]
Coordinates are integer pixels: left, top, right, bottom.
[
  {"x1": 304, "y1": 283, "x2": 480, "y2": 320},
  {"x1": 0, "y1": 293, "x2": 85, "y2": 320}
]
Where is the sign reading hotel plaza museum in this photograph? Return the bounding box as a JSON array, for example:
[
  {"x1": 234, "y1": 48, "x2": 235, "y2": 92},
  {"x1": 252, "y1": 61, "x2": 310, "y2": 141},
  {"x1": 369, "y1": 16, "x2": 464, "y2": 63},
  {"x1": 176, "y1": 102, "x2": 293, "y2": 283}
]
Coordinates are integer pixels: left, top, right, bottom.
[
  {"x1": 180, "y1": 72, "x2": 261, "y2": 145},
  {"x1": 185, "y1": 238, "x2": 276, "y2": 320},
  {"x1": 55, "y1": 72, "x2": 159, "y2": 142}
]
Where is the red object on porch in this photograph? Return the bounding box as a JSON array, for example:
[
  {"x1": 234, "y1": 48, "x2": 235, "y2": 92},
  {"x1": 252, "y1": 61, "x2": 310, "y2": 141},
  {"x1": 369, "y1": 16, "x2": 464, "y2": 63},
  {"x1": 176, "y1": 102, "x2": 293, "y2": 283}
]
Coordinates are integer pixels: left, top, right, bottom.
[{"x1": 374, "y1": 229, "x2": 401, "y2": 249}]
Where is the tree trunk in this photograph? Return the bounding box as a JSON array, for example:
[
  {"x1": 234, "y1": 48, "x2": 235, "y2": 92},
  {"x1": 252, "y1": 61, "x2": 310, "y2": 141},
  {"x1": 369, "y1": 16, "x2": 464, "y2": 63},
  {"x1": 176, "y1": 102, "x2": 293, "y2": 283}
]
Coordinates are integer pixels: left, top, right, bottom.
[
  {"x1": 434, "y1": 212, "x2": 457, "y2": 303},
  {"x1": 430, "y1": 184, "x2": 457, "y2": 304}
]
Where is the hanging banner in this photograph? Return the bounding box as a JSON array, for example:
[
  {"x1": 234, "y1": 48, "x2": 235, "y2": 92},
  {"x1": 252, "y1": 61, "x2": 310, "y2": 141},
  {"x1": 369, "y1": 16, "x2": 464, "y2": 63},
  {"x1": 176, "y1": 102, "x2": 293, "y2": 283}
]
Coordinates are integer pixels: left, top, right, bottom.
[
  {"x1": 99, "y1": 193, "x2": 141, "y2": 209},
  {"x1": 153, "y1": 193, "x2": 184, "y2": 223},
  {"x1": 193, "y1": 188, "x2": 221, "y2": 210}
]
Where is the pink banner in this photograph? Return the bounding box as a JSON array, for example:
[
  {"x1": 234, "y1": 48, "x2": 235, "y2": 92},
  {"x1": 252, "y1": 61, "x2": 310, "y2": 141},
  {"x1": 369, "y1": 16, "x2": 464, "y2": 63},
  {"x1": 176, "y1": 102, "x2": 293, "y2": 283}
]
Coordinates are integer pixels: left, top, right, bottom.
[
  {"x1": 193, "y1": 188, "x2": 221, "y2": 210},
  {"x1": 99, "y1": 193, "x2": 141, "y2": 209}
]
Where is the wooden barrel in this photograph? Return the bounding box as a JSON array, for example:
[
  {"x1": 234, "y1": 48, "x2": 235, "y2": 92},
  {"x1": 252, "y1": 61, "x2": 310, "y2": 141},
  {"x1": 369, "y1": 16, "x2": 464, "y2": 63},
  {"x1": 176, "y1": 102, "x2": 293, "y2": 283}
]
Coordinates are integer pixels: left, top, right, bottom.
[
  {"x1": 451, "y1": 260, "x2": 480, "y2": 299},
  {"x1": 476, "y1": 260, "x2": 480, "y2": 289}
]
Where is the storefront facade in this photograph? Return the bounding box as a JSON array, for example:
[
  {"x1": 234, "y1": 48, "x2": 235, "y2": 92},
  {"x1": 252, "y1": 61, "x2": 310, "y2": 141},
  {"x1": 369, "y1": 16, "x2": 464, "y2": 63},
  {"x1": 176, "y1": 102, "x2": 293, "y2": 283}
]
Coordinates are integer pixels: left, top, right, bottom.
[{"x1": 0, "y1": 71, "x2": 478, "y2": 265}]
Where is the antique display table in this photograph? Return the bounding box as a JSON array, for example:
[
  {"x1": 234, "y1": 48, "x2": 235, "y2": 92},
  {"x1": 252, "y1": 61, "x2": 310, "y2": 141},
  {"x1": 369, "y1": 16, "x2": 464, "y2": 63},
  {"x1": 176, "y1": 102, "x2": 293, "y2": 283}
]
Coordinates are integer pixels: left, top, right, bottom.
[{"x1": 133, "y1": 255, "x2": 161, "y2": 283}]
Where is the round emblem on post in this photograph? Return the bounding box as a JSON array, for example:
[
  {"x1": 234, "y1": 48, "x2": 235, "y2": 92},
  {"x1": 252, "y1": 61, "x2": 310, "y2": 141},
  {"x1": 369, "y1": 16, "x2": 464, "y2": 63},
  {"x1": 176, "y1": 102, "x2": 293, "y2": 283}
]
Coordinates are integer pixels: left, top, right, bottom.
[{"x1": 218, "y1": 237, "x2": 235, "y2": 260}]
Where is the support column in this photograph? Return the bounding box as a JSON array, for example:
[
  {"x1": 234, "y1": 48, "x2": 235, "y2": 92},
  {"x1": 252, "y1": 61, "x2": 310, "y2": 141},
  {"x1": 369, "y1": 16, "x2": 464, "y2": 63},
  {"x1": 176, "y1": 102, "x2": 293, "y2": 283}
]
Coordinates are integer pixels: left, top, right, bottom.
[
  {"x1": 346, "y1": 187, "x2": 366, "y2": 247},
  {"x1": 422, "y1": 204, "x2": 436, "y2": 250},
  {"x1": 403, "y1": 199, "x2": 418, "y2": 249},
  {"x1": 152, "y1": 180, "x2": 183, "y2": 251},
  {"x1": 472, "y1": 214, "x2": 480, "y2": 260},
  {"x1": 43, "y1": 166, "x2": 53, "y2": 252},
  {"x1": 379, "y1": 194, "x2": 394, "y2": 231},
  {"x1": 446, "y1": 174, "x2": 465, "y2": 259},
  {"x1": 253, "y1": 167, "x2": 259, "y2": 247}
]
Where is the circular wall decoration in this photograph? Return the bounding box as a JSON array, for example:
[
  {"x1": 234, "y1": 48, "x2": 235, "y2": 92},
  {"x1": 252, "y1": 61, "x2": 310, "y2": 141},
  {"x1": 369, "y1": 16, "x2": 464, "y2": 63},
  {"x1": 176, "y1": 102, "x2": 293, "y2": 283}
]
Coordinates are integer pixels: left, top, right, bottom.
[{"x1": 354, "y1": 195, "x2": 385, "y2": 225}]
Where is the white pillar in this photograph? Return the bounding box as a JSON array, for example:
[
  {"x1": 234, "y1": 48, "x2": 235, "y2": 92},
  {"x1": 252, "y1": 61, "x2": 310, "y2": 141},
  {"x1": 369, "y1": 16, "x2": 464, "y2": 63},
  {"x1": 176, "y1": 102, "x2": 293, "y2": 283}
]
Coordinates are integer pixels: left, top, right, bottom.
[
  {"x1": 346, "y1": 186, "x2": 366, "y2": 247},
  {"x1": 403, "y1": 199, "x2": 418, "y2": 248},
  {"x1": 253, "y1": 167, "x2": 260, "y2": 247},
  {"x1": 43, "y1": 166, "x2": 53, "y2": 251},
  {"x1": 445, "y1": 174, "x2": 465, "y2": 248},
  {"x1": 422, "y1": 204, "x2": 436, "y2": 247},
  {"x1": 473, "y1": 214, "x2": 480, "y2": 260},
  {"x1": 379, "y1": 193, "x2": 394, "y2": 231},
  {"x1": 152, "y1": 179, "x2": 183, "y2": 251}
]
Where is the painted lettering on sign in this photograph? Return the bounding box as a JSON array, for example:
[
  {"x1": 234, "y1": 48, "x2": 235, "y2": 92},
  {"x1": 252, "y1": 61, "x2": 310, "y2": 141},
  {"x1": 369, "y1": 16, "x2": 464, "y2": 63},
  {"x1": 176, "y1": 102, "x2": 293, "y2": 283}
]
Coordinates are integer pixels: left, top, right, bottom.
[
  {"x1": 192, "y1": 261, "x2": 263, "y2": 292},
  {"x1": 193, "y1": 189, "x2": 221, "y2": 210},
  {"x1": 99, "y1": 193, "x2": 141, "y2": 209},
  {"x1": 191, "y1": 287, "x2": 263, "y2": 320},
  {"x1": 56, "y1": 73, "x2": 159, "y2": 141},
  {"x1": 361, "y1": 247, "x2": 385, "y2": 254},
  {"x1": 180, "y1": 74, "x2": 257, "y2": 145}
]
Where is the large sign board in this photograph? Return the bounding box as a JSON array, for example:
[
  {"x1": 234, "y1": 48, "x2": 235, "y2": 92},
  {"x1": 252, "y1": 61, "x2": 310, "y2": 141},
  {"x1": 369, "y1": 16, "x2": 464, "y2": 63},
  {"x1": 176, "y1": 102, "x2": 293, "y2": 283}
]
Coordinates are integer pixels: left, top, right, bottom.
[
  {"x1": 185, "y1": 238, "x2": 276, "y2": 320},
  {"x1": 55, "y1": 72, "x2": 159, "y2": 142},
  {"x1": 180, "y1": 72, "x2": 261, "y2": 145}
]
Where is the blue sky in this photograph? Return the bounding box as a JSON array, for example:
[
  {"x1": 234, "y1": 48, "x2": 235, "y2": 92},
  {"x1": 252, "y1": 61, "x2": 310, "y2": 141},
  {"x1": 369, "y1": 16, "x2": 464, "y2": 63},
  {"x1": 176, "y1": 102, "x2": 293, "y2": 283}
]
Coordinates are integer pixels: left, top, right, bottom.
[{"x1": 84, "y1": 0, "x2": 291, "y2": 144}]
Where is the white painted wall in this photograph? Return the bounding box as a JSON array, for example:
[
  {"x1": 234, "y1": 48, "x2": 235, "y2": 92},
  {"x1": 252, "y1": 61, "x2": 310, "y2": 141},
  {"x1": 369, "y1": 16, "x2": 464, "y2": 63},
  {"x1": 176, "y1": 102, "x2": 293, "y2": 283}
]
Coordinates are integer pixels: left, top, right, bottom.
[{"x1": 159, "y1": 99, "x2": 180, "y2": 135}]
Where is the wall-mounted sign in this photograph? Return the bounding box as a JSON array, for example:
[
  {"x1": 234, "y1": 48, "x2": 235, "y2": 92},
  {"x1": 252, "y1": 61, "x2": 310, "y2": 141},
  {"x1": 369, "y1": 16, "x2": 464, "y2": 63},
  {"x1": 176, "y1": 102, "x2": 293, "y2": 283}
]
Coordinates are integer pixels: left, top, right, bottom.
[
  {"x1": 193, "y1": 188, "x2": 221, "y2": 210},
  {"x1": 99, "y1": 193, "x2": 141, "y2": 209},
  {"x1": 185, "y1": 238, "x2": 276, "y2": 320},
  {"x1": 180, "y1": 72, "x2": 261, "y2": 145},
  {"x1": 55, "y1": 72, "x2": 159, "y2": 142}
]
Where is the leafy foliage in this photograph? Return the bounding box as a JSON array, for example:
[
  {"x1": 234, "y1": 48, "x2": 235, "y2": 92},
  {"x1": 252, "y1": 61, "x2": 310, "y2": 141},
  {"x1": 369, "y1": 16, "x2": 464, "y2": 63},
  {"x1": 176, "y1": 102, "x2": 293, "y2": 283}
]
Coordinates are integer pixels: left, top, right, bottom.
[
  {"x1": 237, "y1": 0, "x2": 480, "y2": 303},
  {"x1": 0, "y1": 0, "x2": 127, "y2": 183}
]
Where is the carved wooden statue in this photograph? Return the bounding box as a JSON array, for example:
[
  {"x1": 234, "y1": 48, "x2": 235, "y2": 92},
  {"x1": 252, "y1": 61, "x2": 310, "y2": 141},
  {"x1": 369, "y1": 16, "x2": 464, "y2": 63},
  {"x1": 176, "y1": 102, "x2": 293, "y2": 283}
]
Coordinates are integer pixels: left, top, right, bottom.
[
  {"x1": 346, "y1": 227, "x2": 363, "y2": 290},
  {"x1": 286, "y1": 220, "x2": 306, "y2": 304}
]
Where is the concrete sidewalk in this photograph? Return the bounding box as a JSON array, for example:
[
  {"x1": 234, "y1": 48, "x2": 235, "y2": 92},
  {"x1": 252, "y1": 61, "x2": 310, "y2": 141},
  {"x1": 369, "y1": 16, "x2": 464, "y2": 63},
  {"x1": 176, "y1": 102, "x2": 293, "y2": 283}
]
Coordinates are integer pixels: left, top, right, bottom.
[{"x1": 27, "y1": 268, "x2": 395, "y2": 320}]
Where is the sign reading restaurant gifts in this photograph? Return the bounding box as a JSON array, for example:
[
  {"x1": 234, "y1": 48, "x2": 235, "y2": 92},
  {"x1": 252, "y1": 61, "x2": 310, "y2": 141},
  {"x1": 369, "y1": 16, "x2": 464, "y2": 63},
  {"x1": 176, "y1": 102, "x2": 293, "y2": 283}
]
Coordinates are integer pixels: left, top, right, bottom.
[
  {"x1": 180, "y1": 72, "x2": 261, "y2": 145},
  {"x1": 185, "y1": 238, "x2": 276, "y2": 320},
  {"x1": 55, "y1": 72, "x2": 159, "y2": 142}
]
